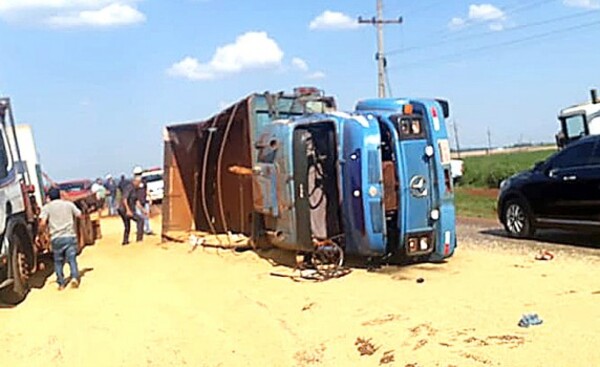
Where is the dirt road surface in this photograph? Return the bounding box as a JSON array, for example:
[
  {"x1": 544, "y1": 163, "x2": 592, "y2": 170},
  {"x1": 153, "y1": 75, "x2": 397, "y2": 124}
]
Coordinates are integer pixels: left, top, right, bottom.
[{"x1": 1, "y1": 215, "x2": 599, "y2": 367}]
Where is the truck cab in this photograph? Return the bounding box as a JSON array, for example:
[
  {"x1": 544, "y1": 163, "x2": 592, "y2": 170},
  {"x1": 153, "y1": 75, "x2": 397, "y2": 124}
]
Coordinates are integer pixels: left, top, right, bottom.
[
  {"x1": 355, "y1": 98, "x2": 456, "y2": 262},
  {"x1": 556, "y1": 89, "x2": 600, "y2": 148},
  {"x1": 251, "y1": 98, "x2": 456, "y2": 263}
]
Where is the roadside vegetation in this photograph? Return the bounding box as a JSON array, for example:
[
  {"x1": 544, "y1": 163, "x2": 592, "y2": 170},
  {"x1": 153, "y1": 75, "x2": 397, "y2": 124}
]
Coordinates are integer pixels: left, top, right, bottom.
[{"x1": 455, "y1": 149, "x2": 556, "y2": 219}]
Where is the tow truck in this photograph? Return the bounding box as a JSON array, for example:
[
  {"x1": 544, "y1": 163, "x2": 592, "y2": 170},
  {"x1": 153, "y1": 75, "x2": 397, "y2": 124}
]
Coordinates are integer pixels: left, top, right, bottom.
[{"x1": 555, "y1": 89, "x2": 600, "y2": 148}]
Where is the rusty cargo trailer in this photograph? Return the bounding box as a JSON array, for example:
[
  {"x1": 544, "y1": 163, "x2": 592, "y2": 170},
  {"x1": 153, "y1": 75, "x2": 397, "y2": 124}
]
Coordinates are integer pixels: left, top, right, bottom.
[{"x1": 162, "y1": 89, "x2": 336, "y2": 240}]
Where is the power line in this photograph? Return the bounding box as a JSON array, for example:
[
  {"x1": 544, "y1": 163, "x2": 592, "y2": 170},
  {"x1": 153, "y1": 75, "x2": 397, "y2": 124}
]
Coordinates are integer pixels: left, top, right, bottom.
[
  {"x1": 388, "y1": 9, "x2": 599, "y2": 56},
  {"x1": 388, "y1": 19, "x2": 600, "y2": 70},
  {"x1": 444, "y1": 0, "x2": 556, "y2": 34},
  {"x1": 384, "y1": 66, "x2": 394, "y2": 97},
  {"x1": 391, "y1": 0, "x2": 556, "y2": 51}
]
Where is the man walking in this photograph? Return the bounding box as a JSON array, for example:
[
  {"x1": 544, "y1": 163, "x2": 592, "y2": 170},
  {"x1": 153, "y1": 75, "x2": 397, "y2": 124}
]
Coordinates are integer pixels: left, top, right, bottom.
[
  {"x1": 40, "y1": 187, "x2": 82, "y2": 290},
  {"x1": 118, "y1": 174, "x2": 145, "y2": 245}
]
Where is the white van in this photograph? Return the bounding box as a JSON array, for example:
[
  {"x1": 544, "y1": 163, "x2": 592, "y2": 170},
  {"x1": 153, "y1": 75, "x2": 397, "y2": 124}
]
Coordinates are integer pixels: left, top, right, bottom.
[{"x1": 141, "y1": 168, "x2": 164, "y2": 203}]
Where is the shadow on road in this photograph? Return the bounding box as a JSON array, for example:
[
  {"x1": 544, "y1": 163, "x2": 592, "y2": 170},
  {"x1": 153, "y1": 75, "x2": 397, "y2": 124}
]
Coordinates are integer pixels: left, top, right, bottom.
[{"x1": 1, "y1": 256, "x2": 95, "y2": 308}]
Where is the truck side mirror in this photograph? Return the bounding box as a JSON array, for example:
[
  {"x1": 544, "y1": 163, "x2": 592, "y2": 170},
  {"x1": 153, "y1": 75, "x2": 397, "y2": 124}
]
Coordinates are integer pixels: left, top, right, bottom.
[{"x1": 435, "y1": 99, "x2": 450, "y2": 118}]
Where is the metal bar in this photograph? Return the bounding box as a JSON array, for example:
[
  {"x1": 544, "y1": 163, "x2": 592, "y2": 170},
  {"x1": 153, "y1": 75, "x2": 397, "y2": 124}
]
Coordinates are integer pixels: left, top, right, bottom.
[{"x1": 216, "y1": 103, "x2": 241, "y2": 243}]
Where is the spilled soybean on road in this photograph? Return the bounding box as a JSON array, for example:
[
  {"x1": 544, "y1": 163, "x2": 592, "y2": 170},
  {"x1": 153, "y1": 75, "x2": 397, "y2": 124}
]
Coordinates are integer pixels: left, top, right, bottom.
[{"x1": 0, "y1": 215, "x2": 598, "y2": 367}]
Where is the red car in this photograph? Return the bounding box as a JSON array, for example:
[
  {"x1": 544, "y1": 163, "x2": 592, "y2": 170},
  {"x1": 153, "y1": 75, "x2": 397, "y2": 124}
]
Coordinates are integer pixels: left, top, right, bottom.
[
  {"x1": 57, "y1": 179, "x2": 92, "y2": 200},
  {"x1": 55, "y1": 179, "x2": 101, "y2": 211}
]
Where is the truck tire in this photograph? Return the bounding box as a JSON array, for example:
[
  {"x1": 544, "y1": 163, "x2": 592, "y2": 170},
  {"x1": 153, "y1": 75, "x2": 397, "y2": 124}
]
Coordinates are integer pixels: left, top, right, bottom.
[
  {"x1": 83, "y1": 216, "x2": 95, "y2": 246},
  {"x1": 0, "y1": 221, "x2": 31, "y2": 305}
]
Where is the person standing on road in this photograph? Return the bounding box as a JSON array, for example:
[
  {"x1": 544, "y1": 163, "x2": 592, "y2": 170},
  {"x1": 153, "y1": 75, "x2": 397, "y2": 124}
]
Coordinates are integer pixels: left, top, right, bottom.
[
  {"x1": 91, "y1": 178, "x2": 107, "y2": 215},
  {"x1": 132, "y1": 166, "x2": 154, "y2": 236},
  {"x1": 104, "y1": 174, "x2": 117, "y2": 216},
  {"x1": 40, "y1": 187, "x2": 82, "y2": 290},
  {"x1": 118, "y1": 174, "x2": 145, "y2": 245}
]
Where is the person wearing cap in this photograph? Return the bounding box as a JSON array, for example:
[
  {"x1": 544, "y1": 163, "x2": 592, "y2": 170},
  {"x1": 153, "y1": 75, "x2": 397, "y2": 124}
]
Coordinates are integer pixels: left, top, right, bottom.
[
  {"x1": 40, "y1": 187, "x2": 83, "y2": 290},
  {"x1": 117, "y1": 172, "x2": 145, "y2": 245},
  {"x1": 104, "y1": 174, "x2": 117, "y2": 216}
]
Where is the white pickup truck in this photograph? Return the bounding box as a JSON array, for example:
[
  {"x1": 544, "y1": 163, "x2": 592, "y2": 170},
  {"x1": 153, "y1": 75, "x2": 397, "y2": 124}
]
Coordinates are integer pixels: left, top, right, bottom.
[{"x1": 450, "y1": 159, "x2": 464, "y2": 185}]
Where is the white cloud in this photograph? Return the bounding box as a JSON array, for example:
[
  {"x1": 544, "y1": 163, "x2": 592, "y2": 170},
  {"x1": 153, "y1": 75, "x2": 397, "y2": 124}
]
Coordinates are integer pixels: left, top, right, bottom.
[
  {"x1": 308, "y1": 71, "x2": 326, "y2": 80},
  {"x1": 489, "y1": 22, "x2": 504, "y2": 31},
  {"x1": 0, "y1": 1, "x2": 115, "y2": 13},
  {"x1": 291, "y1": 57, "x2": 309, "y2": 71},
  {"x1": 47, "y1": 3, "x2": 145, "y2": 27},
  {"x1": 167, "y1": 31, "x2": 284, "y2": 81},
  {"x1": 289, "y1": 57, "x2": 326, "y2": 80},
  {"x1": 563, "y1": 0, "x2": 600, "y2": 9},
  {"x1": 309, "y1": 10, "x2": 359, "y2": 30},
  {"x1": 468, "y1": 4, "x2": 505, "y2": 21},
  {"x1": 450, "y1": 3, "x2": 507, "y2": 31},
  {"x1": 448, "y1": 17, "x2": 466, "y2": 30},
  {"x1": 0, "y1": 0, "x2": 145, "y2": 27}
]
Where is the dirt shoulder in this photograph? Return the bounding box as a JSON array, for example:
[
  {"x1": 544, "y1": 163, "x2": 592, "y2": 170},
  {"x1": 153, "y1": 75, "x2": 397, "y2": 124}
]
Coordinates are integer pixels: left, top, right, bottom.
[{"x1": 0, "y1": 215, "x2": 598, "y2": 367}]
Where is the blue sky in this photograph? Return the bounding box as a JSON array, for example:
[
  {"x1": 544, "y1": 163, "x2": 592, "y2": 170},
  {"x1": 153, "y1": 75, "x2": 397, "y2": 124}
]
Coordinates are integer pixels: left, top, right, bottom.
[{"x1": 0, "y1": 0, "x2": 599, "y2": 180}]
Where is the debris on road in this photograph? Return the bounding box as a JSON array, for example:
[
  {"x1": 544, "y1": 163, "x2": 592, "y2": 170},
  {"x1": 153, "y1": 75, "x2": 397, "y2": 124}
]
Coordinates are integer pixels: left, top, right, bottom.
[
  {"x1": 535, "y1": 250, "x2": 555, "y2": 261},
  {"x1": 379, "y1": 350, "x2": 395, "y2": 365},
  {"x1": 355, "y1": 337, "x2": 379, "y2": 356},
  {"x1": 270, "y1": 267, "x2": 352, "y2": 283},
  {"x1": 416, "y1": 277, "x2": 425, "y2": 284},
  {"x1": 301, "y1": 302, "x2": 315, "y2": 311},
  {"x1": 188, "y1": 233, "x2": 251, "y2": 253},
  {"x1": 518, "y1": 313, "x2": 544, "y2": 328}
]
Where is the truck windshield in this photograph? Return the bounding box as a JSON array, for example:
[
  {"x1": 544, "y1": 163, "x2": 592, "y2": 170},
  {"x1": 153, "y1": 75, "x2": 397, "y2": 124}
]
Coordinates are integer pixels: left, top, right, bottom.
[{"x1": 564, "y1": 114, "x2": 586, "y2": 138}]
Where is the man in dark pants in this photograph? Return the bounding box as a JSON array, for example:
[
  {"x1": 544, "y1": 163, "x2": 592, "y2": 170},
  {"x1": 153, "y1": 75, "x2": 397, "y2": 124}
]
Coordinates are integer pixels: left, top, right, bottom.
[
  {"x1": 40, "y1": 187, "x2": 82, "y2": 290},
  {"x1": 118, "y1": 175, "x2": 144, "y2": 245}
]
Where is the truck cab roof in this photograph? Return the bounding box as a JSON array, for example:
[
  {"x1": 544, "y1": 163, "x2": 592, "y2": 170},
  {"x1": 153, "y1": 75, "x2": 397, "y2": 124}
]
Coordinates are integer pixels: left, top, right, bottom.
[{"x1": 559, "y1": 102, "x2": 600, "y2": 118}]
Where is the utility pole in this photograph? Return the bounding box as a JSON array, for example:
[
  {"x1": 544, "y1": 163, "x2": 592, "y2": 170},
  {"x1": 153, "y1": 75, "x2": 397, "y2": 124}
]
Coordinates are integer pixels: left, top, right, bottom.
[
  {"x1": 452, "y1": 119, "x2": 462, "y2": 158},
  {"x1": 359, "y1": 0, "x2": 403, "y2": 98},
  {"x1": 487, "y1": 127, "x2": 492, "y2": 155}
]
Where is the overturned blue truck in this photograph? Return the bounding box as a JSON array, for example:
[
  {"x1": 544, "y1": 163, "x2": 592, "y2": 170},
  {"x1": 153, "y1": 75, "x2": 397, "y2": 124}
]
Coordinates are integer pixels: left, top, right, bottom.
[{"x1": 162, "y1": 88, "x2": 456, "y2": 265}]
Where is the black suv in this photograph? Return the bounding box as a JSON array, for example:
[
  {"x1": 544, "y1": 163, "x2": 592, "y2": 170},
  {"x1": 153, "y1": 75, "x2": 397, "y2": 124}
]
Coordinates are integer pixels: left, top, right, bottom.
[{"x1": 498, "y1": 135, "x2": 600, "y2": 237}]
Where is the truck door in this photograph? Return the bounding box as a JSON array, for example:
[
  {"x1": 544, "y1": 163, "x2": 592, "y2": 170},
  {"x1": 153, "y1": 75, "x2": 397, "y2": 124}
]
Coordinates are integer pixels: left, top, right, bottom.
[
  {"x1": 339, "y1": 115, "x2": 386, "y2": 257},
  {"x1": 391, "y1": 107, "x2": 434, "y2": 238}
]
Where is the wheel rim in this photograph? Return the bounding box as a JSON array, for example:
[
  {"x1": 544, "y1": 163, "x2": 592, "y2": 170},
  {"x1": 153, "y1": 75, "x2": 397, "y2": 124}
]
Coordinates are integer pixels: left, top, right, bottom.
[
  {"x1": 17, "y1": 250, "x2": 30, "y2": 283},
  {"x1": 506, "y1": 204, "x2": 526, "y2": 234}
]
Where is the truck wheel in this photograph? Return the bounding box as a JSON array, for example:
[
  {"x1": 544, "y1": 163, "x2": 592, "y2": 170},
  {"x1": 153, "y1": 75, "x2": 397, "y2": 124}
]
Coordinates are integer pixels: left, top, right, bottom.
[
  {"x1": 0, "y1": 227, "x2": 31, "y2": 305},
  {"x1": 84, "y1": 217, "x2": 95, "y2": 246},
  {"x1": 502, "y1": 199, "x2": 535, "y2": 238}
]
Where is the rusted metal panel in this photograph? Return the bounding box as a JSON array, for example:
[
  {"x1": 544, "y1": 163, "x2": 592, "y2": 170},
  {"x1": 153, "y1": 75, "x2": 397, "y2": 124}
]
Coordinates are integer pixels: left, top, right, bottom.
[
  {"x1": 162, "y1": 98, "x2": 254, "y2": 238},
  {"x1": 162, "y1": 125, "x2": 200, "y2": 236},
  {"x1": 382, "y1": 161, "x2": 398, "y2": 211}
]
